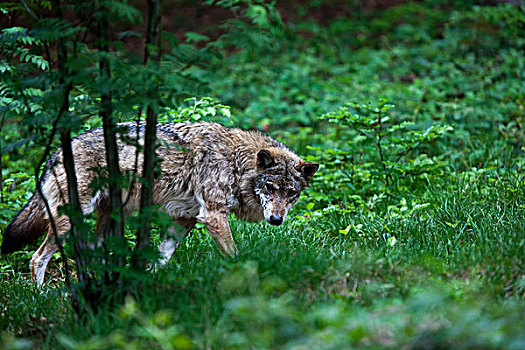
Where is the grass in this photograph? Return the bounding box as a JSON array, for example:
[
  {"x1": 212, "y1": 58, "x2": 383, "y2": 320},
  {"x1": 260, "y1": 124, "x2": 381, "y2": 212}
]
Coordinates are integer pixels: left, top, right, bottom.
[
  {"x1": 2, "y1": 171, "x2": 525, "y2": 348},
  {"x1": 1, "y1": 1, "x2": 525, "y2": 348}
]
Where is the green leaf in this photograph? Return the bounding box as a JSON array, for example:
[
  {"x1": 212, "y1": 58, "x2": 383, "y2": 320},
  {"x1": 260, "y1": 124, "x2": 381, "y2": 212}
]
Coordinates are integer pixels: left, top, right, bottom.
[
  {"x1": 387, "y1": 236, "x2": 397, "y2": 247},
  {"x1": 185, "y1": 32, "x2": 210, "y2": 43},
  {"x1": 339, "y1": 225, "x2": 351, "y2": 235}
]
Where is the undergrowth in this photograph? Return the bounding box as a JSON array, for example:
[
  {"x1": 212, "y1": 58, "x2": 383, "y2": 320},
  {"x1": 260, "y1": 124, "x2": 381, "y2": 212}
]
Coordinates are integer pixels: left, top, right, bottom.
[{"x1": 1, "y1": 1, "x2": 524, "y2": 349}]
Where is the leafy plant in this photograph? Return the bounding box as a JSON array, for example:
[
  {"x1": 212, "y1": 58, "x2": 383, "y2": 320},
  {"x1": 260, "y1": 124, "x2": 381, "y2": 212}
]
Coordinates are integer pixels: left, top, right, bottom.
[
  {"x1": 0, "y1": 0, "x2": 245, "y2": 311},
  {"x1": 310, "y1": 100, "x2": 452, "y2": 211}
]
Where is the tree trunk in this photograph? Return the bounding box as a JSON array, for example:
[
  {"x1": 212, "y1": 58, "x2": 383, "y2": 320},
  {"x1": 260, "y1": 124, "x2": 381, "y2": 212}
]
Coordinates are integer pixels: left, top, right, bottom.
[
  {"x1": 97, "y1": 2, "x2": 126, "y2": 288},
  {"x1": 135, "y1": 0, "x2": 162, "y2": 263},
  {"x1": 50, "y1": 0, "x2": 89, "y2": 298}
]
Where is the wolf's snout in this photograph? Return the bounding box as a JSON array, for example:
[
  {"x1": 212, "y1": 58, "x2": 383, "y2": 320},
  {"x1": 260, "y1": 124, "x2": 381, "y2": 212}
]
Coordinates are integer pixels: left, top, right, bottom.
[{"x1": 268, "y1": 214, "x2": 283, "y2": 226}]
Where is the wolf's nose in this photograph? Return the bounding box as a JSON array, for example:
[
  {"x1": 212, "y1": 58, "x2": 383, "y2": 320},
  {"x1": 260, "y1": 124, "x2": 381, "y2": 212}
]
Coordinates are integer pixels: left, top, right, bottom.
[{"x1": 269, "y1": 214, "x2": 283, "y2": 226}]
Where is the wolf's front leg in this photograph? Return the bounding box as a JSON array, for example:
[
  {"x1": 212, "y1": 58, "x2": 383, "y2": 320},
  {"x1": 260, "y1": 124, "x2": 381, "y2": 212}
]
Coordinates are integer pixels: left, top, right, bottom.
[
  {"x1": 201, "y1": 209, "x2": 238, "y2": 258},
  {"x1": 158, "y1": 218, "x2": 196, "y2": 266}
]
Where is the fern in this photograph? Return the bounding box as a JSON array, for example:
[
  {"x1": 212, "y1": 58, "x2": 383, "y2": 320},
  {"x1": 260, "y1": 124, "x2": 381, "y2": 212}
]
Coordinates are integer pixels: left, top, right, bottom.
[{"x1": 102, "y1": 0, "x2": 143, "y2": 25}]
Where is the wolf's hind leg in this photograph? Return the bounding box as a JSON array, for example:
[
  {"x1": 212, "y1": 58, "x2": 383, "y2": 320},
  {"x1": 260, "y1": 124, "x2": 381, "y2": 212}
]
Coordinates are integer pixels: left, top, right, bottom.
[
  {"x1": 30, "y1": 237, "x2": 58, "y2": 286},
  {"x1": 30, "y1": 216, "x2": 69, "y2": 286},
  {"x1": 158, "y1": 218, "x2": 196, "y2": 266}
]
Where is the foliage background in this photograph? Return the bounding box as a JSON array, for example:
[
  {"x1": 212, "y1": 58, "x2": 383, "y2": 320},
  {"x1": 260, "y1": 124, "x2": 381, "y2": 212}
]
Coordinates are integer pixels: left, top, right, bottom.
[{"x1": 1, "y1": 0, "x2": 525, "y2": 348}]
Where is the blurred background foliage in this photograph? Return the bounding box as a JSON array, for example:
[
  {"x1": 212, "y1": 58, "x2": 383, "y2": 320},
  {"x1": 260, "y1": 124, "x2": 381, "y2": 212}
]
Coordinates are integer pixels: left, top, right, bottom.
[{"x1": 1, "y1": 0, "x2": 525, "y2": 348}]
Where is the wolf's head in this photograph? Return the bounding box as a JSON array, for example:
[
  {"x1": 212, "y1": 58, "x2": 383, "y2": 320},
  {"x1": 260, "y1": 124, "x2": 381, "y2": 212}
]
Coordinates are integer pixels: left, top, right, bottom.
[{"x1": 253, "y1": 148, "x2": 319, "y2": 226}]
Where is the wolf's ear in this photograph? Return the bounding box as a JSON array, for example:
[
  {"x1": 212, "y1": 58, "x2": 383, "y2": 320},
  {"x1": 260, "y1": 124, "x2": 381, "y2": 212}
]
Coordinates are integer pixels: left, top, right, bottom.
[
  {"x1": 297, "y1": 161, "x2": 319, "y2": 184},
  {"x1": 257, "y1": 150, "x2": 275, "y2": 169}
]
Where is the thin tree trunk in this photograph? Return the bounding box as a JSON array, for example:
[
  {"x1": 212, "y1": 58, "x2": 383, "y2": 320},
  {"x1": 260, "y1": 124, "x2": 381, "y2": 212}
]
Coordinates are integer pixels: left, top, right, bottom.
[
  {"x1": 0, "y1": 114, "x2": 5, "y2": 204},
  {"x1": 60, "y1": 126, "x2": 89, "y2": 284},
  {"x1": 98, "y1": 2, "x2": 125, "y2": 253},
  {"x1": 97, "y1": 5, "x2": 125, "y2": 290},
  {"x1": 50, "y1": 0, "x2": 89, "y2": 295},
  {"x1": 33, "y1": 108, "x2": 79, "y2": 310},
  {"x1": 135, "y1": 0, "x2": 161, "y2": 263}
]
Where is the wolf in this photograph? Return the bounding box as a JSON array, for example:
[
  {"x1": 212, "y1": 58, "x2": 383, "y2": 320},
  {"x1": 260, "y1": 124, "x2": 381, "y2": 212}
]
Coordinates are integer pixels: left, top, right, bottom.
[{"x1": 1, "y1": 122, "x2": 318, "y2": 285}]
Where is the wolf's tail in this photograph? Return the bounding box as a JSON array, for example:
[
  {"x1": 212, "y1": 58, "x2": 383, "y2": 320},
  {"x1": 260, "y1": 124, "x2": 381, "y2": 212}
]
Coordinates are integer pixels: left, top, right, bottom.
[{"x1": 1, "y1": 193, "x2": 48, "y2": 254}]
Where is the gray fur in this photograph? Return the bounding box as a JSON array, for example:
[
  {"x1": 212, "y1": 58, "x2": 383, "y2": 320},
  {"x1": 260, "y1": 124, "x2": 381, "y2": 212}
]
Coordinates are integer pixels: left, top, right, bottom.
[{"x1": 1, "y1": 122, "x2": 319, "y2": 285}]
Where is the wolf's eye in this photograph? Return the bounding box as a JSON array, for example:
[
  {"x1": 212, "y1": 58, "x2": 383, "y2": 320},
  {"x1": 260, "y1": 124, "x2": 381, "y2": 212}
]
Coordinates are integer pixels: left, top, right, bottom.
[
  {"x1": 288, "y1": 189, "x2": 299, "y2": 197},
  {"x1": 265, "y1": 183, "x2": 276, "y2": 192}
]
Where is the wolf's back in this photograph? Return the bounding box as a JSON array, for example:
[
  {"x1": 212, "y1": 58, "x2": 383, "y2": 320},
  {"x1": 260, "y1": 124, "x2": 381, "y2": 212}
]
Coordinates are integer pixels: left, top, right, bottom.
[{"x1": 1, "y1": 194, "x2": 48, "y2": 254}]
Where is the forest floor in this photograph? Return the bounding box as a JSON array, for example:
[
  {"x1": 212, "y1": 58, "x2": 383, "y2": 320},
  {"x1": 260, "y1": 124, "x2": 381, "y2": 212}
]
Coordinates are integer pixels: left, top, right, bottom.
[{"x1": 1, "y1": 1, "x2": 524, "y2": 349}]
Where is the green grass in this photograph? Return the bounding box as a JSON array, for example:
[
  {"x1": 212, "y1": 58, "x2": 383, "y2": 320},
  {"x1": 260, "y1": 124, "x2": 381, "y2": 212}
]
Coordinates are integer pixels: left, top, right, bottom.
[
  {"x1": 2, "y1": 172, "x2": 525, "y2": 348},
  {"x1": 1, "y1": 1, "x2": 525, "y2": 349}
]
